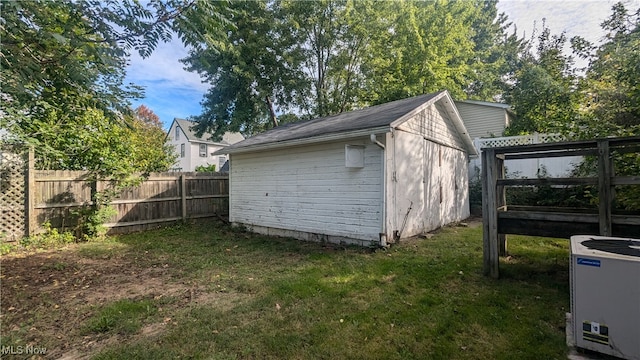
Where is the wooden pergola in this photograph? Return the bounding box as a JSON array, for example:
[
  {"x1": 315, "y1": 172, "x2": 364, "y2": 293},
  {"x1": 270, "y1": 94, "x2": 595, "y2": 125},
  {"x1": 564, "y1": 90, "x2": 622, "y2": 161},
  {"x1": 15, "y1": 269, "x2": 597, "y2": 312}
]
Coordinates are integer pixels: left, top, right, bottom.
[{"x1": 482, "y1": 136, "x2": 640, "y2": 278}]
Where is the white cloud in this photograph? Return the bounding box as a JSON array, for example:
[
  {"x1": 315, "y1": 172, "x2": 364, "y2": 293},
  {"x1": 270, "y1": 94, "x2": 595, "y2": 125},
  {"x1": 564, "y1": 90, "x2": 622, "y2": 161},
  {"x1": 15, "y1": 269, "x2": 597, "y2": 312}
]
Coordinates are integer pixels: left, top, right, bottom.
[
  {"x1": 125, "y1": 35, "x2": 209, "y2": 128},
  {"x1": 496, "y1": 0, "x2": 631, "y2": 70},
  {"x1": 498, "y1": 0, "x2": 623, "y2": 45},
  {"x1": 126, "y1": 36, "x2": 209, "y2": 93}
]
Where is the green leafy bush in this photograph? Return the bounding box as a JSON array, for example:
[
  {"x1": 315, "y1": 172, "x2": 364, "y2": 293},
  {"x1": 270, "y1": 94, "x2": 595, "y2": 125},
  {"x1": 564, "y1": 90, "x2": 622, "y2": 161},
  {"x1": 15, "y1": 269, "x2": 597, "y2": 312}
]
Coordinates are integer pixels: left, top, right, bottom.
[
  {"x1": 195, "y1": 163, "x2": 217, "y2": 172},
  {"x1": 0, "y1": 244, "x2": 14, "y2": 255},
  {"x1": 19, "y1": 222, "x2": 75, "y2": 250},
  {"x1": 73, "y1": 205, "x2": 118, "y2": 241},
  {"x1": 468, "y1": 165, "x2": 595, "y2": 211}
]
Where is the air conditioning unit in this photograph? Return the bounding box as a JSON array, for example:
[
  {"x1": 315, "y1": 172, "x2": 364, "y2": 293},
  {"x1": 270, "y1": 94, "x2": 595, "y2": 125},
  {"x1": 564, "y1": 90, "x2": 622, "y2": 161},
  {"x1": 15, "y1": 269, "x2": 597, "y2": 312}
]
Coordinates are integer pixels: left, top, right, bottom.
[{"x1": 570, "y1": 235, "x2": 640, "y2": 360}]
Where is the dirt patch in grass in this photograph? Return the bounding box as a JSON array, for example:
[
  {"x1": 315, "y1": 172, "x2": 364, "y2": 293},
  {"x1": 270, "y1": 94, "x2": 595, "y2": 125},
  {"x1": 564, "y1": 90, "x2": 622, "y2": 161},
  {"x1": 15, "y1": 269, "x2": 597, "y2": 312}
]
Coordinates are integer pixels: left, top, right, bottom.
[{"x1": 1, "y1": 245, "x2": 246, "y2": 359}]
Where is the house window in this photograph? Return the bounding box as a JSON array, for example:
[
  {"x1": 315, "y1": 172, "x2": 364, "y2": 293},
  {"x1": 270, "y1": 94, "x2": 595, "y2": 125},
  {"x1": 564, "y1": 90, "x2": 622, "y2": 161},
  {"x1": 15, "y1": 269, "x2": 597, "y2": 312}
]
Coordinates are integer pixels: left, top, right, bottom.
[
  {"x1": 199, "y1": 144, "x2": 207, "y2": 157},
  {"x1": 175, "y1": 126, "x2": 180, "y2": 140},
  {"x1": 218, "y1": 156, "x2": 226, "y2": 169},
  {"x1": 180, "y1": 143, "x2": 185, "y2": 158}
]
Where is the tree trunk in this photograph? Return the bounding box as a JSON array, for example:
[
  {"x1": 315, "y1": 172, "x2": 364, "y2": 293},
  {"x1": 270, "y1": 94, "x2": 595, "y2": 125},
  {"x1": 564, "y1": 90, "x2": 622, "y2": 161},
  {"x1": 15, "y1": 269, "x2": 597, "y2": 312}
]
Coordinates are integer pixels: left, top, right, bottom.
[{"x1": 265, "y1": 96, "x2": 278, "y2": 128}]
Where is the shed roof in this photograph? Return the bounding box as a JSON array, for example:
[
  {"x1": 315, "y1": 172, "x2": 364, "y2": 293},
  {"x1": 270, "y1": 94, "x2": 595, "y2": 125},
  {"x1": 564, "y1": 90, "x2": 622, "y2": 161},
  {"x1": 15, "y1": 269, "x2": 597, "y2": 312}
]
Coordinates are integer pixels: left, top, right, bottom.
[{"x1": 217, "y1": 91, "x2": 475, "y2": 155}]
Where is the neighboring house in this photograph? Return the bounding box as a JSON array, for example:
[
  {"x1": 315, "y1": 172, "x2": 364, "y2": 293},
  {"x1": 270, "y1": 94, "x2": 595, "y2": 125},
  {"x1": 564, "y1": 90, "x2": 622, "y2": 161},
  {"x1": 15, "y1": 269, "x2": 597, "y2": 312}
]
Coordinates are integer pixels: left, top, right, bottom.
[
  {"x1": 215, "y1": 90, "x2": 477, "y2": 247},
  {"x1": 454, "y1": 101, "x2": 580, "y2": 179},
  {"x1": 454, "y1": 100, "x2": 514, "y2": 140},
  {"x1": 166, "y1": 118, "x2": 244, "y2": 172}
]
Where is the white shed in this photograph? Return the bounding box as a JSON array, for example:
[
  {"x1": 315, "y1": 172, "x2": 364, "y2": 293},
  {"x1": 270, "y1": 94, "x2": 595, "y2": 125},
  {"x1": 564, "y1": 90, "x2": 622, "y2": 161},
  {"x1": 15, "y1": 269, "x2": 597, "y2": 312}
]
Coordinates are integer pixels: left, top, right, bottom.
[{"x1": 216, "y1": 91, "x2": 477, "y2": 247}]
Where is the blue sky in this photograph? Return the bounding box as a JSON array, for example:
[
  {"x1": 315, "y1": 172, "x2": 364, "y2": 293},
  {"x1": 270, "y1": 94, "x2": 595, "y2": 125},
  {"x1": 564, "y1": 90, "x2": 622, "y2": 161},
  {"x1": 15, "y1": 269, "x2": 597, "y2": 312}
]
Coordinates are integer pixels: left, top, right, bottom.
[{"x1": 125, "y1": 0, "x2": 626, "y2": 130}]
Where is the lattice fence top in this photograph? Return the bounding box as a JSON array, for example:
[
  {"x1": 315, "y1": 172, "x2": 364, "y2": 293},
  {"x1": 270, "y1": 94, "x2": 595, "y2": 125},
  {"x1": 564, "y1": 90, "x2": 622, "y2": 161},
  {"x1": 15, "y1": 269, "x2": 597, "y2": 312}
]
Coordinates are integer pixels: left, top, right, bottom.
[
  {"x1": 475, "y1": 133, "x2": 566, "y2": 149},
  {"x1": 536, "y1": 134, "x2": 565, "y2": 143},
  {"x1": 0, "y1": 146, "x2": 26, "y2": 242}
]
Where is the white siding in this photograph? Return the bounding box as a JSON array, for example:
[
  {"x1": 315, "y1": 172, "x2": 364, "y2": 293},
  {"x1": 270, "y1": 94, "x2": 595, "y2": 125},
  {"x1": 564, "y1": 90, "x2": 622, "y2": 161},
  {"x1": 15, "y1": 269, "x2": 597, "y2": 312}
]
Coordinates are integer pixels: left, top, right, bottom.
[
  {"x1": 387, "y1": 131, "x2": 469, "y2": 239},
  {"x1": 455, "y1": 102, "x2": 508, "y2": 139},
  {"x1": 397, "y1": 103, "x2": 466, "y2": 151},
  {"x1": 386, "y1": 103, "x2": 470, "y2": 240},
  {"x1": 189, "y1": 142, "x2": 227, "y2": 171},
  {"x1": 167, "y1": 122, "x2": 190, "y2": 171},
  {"x1": 440, "y1": 145, "x2": 470, "y2": 224},
  {"x1": 230, "y1": 139, "x2": 383, "y2": 243},
  {"x1": 166, "y1": 121, "x2": 229, "y2": 171}
]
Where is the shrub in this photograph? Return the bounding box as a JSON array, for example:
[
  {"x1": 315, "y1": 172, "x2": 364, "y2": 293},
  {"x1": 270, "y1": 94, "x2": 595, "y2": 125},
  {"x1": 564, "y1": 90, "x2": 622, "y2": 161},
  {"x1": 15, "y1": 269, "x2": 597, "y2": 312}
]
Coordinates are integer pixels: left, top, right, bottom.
[
  {"x1": 19, "y1": 222, "x2": 75, "y2": 250},
  {"x1": 469, "y1": 164, "x2": 595, "y2": 211},
  {"x1": 195, "y1": 164, "x2": 216, "y2": 172}
]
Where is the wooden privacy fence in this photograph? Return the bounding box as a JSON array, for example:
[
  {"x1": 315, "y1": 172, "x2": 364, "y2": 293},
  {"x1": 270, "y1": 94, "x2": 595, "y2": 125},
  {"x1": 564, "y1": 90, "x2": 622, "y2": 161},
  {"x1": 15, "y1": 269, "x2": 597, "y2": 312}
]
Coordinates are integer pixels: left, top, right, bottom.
[
  {"x1": 482, "y1": 136, "x2": 640, "y2": 278},
  {"x1": 31, "y1": 171, "x2": 229, "y2": 235},
  {"x1": 0, "y1": 147, "x2": 229, "y2": 240}
]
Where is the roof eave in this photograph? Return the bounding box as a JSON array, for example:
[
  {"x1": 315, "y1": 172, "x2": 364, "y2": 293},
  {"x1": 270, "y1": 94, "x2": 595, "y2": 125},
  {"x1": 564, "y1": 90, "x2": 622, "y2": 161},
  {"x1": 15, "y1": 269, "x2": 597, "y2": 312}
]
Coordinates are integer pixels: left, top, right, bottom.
[
  {"x1": 391, "y1": 91, "x2": 477, "y2": 156},
  {"x1": 164, "y1": 118, "x2": 178, "y2": 142},
  {"x1": 456, "y1": 99, "x2": 511, "y2": 110},
  {"x1": 439, "y1": 93, "x2": 478, "y2": 156},
  {"x1": 215, "y1": 126, "x2": 391, "y2": 155},
  {"x1": 389, "y1": 91, "x2": 446, "y2": 128}
]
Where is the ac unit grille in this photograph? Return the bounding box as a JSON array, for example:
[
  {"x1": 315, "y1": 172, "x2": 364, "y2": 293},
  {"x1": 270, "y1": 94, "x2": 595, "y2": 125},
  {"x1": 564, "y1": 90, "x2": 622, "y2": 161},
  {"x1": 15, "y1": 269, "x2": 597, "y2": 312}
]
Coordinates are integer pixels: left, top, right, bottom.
[{"x1": 581, "y1": 238, "x2": 640, "y2": 257}]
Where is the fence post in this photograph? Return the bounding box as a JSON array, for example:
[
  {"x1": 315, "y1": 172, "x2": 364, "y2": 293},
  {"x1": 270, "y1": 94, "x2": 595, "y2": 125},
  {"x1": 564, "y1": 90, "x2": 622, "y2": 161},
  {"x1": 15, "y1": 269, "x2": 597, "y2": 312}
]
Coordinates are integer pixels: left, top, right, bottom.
[
  {"x1": 482, "y1": 148, "x2": 500, "y2": 278},
  {"x1": 24, "y1": 147, "x2": 35, "y2": 236},
  {"x1": 180, "y1": 174, "x2": 187, "y2": 220},
  {"x1": 597, "y1": 140, "x2": 612, "y2": 236}
]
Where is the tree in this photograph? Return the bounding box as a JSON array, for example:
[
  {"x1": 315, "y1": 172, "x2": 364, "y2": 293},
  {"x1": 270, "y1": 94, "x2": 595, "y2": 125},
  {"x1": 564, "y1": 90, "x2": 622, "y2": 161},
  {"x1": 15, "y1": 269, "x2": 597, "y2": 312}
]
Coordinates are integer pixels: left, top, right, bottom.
[
  {"x1": 184, "y1": 0, "x2": 307, "y2": 139},
  {"x1": 0, "y1": 0, "x2": 230, "y2": 172},
  {"x1": 0, "y1": 0, "x2": 229, "y2": 238},
  {"x1": 1, "y1": 0, "x2": 229, "y2": 153},
  {"x1": 504, "y1": 24, "x2": 581, "y2": 135},
  {"x1": 464, "y1": 0, "x2": 526, "y2": 101},
  {"x1": 21, "y1": 104, "x2": 174, "y2": 176},
  {"x1": 576, "y1": 2, "x2": 640, "y2": 138},
  {"x1": 129, "y1": 105, "x2": 177, "y2": 173},
  {"x1": 361, "y1": 1, "x2": 481, "y2": 104},
  {"x1": 26, "y1": 107, "x2": 135, "y2": 176},
  {"x1": 570, "y1": 3, "x2": 640, "y2": 210},
  {"x1": 186, "y1": 0, "x2": 519, "y2": 138},
  {"x1": 280, "y1": 0, "x2": 378, "y2": 117},
  {"x1": 134, "y1": 105, "x2": 163, "y2": 128},
  {"x1": 504, "y1": 3, "x2": 640, "y2": 138}
]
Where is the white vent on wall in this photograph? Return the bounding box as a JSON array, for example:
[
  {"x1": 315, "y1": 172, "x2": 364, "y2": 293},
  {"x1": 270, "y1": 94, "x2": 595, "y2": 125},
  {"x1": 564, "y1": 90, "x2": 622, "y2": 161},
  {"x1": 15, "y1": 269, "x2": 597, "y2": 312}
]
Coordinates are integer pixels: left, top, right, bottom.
[{"x1": 345, "y1": 145, "x2": 365, "y2": 168}]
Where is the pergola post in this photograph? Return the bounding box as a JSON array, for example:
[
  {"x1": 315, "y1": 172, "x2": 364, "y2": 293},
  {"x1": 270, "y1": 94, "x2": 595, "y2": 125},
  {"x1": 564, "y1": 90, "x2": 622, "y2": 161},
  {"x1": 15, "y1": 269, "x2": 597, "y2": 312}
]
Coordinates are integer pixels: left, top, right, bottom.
[
  {"x1": 497, "y1": 156, "x2": 507, "y2": 256},
  {"x1": 597, "y1": 140, "x2": 613, "y2": 236},
  {"x1": 482, "y1": 148, "x2": 500, "y2": 278}
]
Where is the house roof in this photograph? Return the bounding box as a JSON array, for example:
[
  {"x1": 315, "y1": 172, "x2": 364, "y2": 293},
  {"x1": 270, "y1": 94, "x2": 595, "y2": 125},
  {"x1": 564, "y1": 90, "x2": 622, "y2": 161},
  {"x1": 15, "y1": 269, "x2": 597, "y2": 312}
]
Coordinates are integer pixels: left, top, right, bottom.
[
  {"x1": 216, "y1": 91, "x2": 476, "y2": 155},
  {"x1": 455, "y1": 99, "x2": 511, "y2": 110},
  {"x1": 170, "y1": 118, "x2": 244, "y2": 146}
]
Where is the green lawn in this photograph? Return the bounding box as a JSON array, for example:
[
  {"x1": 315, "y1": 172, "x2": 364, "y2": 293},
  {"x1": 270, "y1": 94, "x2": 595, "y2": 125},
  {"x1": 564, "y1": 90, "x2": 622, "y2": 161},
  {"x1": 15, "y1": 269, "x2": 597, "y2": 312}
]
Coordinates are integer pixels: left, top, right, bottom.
[{"x1": 1, "y1": 220, "x2": 570, "y2": 359}]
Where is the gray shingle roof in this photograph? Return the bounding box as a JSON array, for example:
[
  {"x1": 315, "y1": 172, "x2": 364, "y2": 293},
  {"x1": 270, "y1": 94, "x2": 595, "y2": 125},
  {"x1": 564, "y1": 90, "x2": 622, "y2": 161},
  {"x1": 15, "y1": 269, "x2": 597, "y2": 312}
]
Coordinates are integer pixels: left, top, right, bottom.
[
  {"x1": 173, "y1": 118, "x2": 244, "y2": 145},
  {"x1": 220, "y1": 92, "x2": 441, "y2": 153}
]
